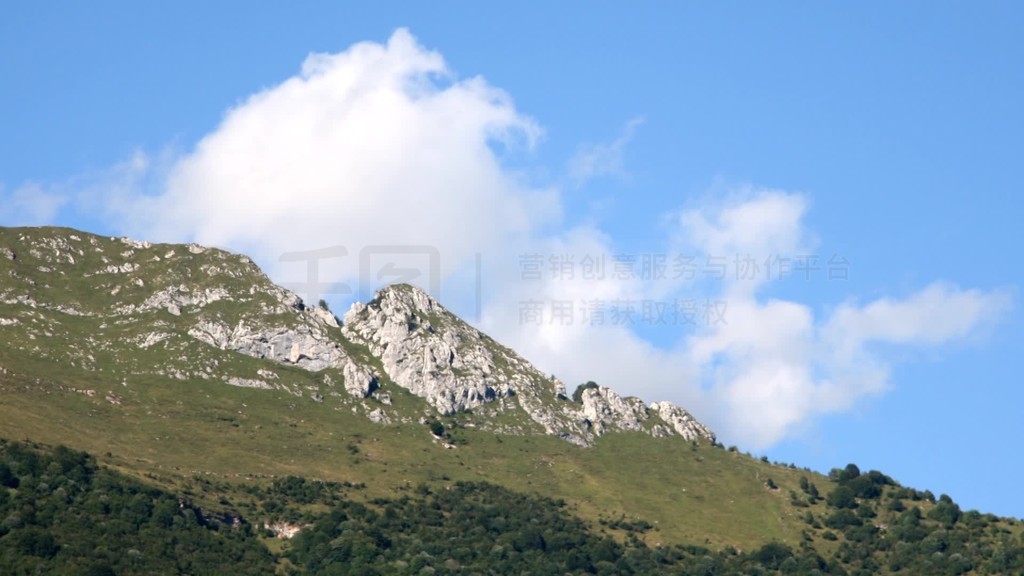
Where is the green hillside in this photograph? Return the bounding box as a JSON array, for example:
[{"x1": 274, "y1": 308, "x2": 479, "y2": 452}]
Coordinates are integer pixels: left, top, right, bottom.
[{"x1": 1, "y1": 226, "x2": 1022, "y2": 574}]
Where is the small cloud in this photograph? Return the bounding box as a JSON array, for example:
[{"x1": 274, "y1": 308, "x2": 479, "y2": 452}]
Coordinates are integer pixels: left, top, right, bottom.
[
  {"x1": 0, "y1": 182, "x2": 69, "y2": 225},
  {"x1": 568, "y1": 116, "x2": 644, "y2": 187},
  {"x1": 823, "y1": 282, "x2": 1013, "y2": 352}
]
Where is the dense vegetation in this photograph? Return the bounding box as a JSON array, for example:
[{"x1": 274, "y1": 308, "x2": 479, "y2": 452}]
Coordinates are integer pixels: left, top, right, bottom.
[
  {"x1": 0, "y1": 440, "x2": 274, "y2": 575},
  {"x1": 4, "y1": 441, "x2": 1024, "y2": 575},
  {"x1": 285, "y1": 481, "x2": 834, "y2": 575},
  {"x1": 284, "y1": 477, "x2": 1024, "y2": 575}
]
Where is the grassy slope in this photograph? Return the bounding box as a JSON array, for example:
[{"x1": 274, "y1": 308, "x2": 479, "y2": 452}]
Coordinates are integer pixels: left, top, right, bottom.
[
  {"x1": 0, "y1": 359, "x2": 816, "y2": 550},
  {"x1": 2, "y1": 226, "x2": 1021, "y2": 563},
  {"x1": 9, "y1": 354, "x2": 978, "y2": 558}
]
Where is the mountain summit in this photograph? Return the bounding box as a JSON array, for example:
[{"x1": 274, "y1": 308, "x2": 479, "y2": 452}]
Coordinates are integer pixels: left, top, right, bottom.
[{"x1": 0, "y1": 226, "x2": 712, "y2": 447}]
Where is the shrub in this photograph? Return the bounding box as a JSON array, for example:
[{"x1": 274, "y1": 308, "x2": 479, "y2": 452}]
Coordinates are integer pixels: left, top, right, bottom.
[
  {"x1": 572, "y1": 381, "x2": 600, "y2": 403},
  {"x1": 428, "y1": 420, "x2": 445, "y2": 437},
  {"x1": 827, "y1": 485, "x2": 858, "y2": 509}
]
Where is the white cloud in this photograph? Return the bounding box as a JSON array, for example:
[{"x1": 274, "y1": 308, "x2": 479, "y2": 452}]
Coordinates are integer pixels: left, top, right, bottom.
[
  {"x1": 823, "y1": 283, "x2": 1012, "y2": 355},
  {"x1": 112, "y1": 29, "x2": 556, "y2": 291},
  {"x1": 481, "y1": 191, "x2": 1011, "y2": 450},
  {"x1": 568, "y1": 117, "x2": 644, "y2": 187},
  {"x1": 687, "y1": 283, "x2": 1009, "y2": 449},
  {"x1": 0, "y1": 183, "x2": 68, "y2": 225},
  {"x1": 675, "y1": 188, "x2": 815, "y2": 296}
]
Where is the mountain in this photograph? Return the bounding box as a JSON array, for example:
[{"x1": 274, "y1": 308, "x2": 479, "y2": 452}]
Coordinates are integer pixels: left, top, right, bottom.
[
  {"x1": 0, "y1": 226, "x2": 711, "y2": 447},
  {"x1": 1, "y1": 226, "x2": 1022, "y2": 575}
]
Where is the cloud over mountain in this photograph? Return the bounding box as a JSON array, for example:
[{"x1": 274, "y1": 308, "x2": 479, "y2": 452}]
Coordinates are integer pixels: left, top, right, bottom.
[{"x1": 5, "y1": 29, "x2": 1010, "y2": 450}]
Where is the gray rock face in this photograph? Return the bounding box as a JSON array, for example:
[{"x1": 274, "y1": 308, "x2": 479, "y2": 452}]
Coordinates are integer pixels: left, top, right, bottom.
[
  {"x1": 579, "y1": 386, "x2": 646, "y2": 435},
  {"x1": 650, "y1": 401, "x2": 716, "y2": 441},
  {"x1": 342, "y1": 284, "x2": 715, "y2": 445},
  {"x1": 187, "y1": 314, "x2": 377, "y2": 398},
  {"x1": 342, "y1": 285, "x2": 517, "y2": 414},
  {"x1": 0, "y1": 227, "x2": 713, "y2": 445}
]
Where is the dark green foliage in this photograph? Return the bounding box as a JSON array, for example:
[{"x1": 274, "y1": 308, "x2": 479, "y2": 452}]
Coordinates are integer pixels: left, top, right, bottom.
[
  {"x1": 603, "y1": 515, "x2": 654, "y2": 534},
  {"x1": 751, "y1": 541, "x2": 794, "y2": 569},
  {"x1": 268, "y1": 475, "x2": 343, "y2": 505},
  {"x1": 0, "y1": 463, "x2": 17, "y2": 488},
  {"x1": 829, "y1": 463, "x2": 861, "y2": 482},
  {"x1": 287, "y1": 482, "x2": 846, "y2": 575},
  {"x1": 799, "y1": 475, "x2": 821, "y2": 502},
  {"x1": 428, "y1": 419, "x2": 445, "y2": 437},
  {"x1": 886, "y1": 497, "x2": 906, "y2": 512},
  {"x1": 927, "y1": 498, "x2": 962, "y2": 526},
  {"x1": 0, "y1": 441, "x2": 274, "y2": 575},
  {"x1": 825, "y1": 509, "x2": 862, "y2": 529},
  {"x1": 3, "y1": 440, "x2": 1024, "y2": 575},
  {"x1": 827, "y1": 485, "x2": 858, "y2": 509},
  {"x1": 572, "y1": 381, "x2": 600, "y2": 403},
  {"x1": 857, "y1": 503, "x2": 877, "y2": 519},
  {"x1": 843, "y1": 470, "x2": 894, "y2": 500}
]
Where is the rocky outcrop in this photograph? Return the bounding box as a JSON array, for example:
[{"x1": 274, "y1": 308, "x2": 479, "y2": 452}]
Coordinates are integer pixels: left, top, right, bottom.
[
  {"x1": 0, "y1": 226, "x2": 714, "y2": 445},
  {"x1": 650, "y1": 401, "x2": 715, "y2": 442},
  {"x1": 579, "y1": 386, "x2": 647, "y2": 435},
  {"x1": 342, "y1": 284, "x2": 715, "y2": 445},
  {"x1": 187, "y1": 315, "x2": 376, "y2": 398},
  {"x1": 342, "y1": 285, "x2": 518, "y2": 414}
]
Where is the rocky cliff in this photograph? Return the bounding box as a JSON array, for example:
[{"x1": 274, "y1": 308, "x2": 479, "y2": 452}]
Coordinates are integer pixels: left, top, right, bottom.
[{"x1": 0, "y1": 226, "x2": 713, "y2": 446}]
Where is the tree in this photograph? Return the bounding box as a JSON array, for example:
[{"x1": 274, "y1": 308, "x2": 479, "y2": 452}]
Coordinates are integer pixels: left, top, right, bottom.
[
  {"x1": 572, "y1": 382, "x2": 600, "y2": 404},
  {"x1": 752, "y1": 542, "x2": 794, "y2": 569},
  {"x1": 827, "y1": 485, "x2": 858, "y2": 509},
  {"x1": 0, "y1": 463, "x2": 18, "y2": 488},
  {"x1": 840, "y1": 463, "x2": 861, "y2": 482},
  {"x1": 928, "y1": 498, "x2": 962, "y2": 525},
  {"x1": 429, "y1": 420, "x2": 445, "y2": 437}
]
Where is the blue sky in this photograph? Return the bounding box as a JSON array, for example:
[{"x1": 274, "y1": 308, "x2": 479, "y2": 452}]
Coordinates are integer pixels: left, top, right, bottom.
[{"x1": 2, "y1": 2, "x2": 1023, "y2": 517}]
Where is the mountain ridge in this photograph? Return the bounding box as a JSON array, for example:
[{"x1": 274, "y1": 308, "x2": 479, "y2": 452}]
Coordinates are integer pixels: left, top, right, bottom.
[
  {"x1": 3, "y1": 225, "x2": 1024, "y2": 574},
  {"x1": 0, "y1": 225, "x2": 713, "y2": 447}
]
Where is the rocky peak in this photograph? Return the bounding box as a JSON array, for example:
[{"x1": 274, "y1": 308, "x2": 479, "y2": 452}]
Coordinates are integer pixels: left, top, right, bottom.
[
  {"x1": 342, "y1": 284, "x2": 520, "y2": 414},
  {"x1": 0, "y1": 227, "x2": 714, "y2": 447},
  {"x1": 341, "y1": 284, "x2": 715, "y2": 446}
]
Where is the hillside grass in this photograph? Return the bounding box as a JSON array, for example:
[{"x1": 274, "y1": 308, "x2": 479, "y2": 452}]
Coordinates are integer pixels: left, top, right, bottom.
[
  {"x1": 0, "y1": 360, "x2": 844, "y2": 551},
  {"x1": 4, "y1": 226, "x2": 1023, "y2": 570}
]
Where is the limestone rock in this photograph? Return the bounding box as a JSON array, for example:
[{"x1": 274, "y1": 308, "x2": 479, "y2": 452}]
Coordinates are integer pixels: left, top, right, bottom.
[
  {"x1": 0, "y1": 227, "x2": 715, "y2": 445},
  {"x1": 342, "y1": 285, "x2": 517, "y2": 414},
  {"x1": 649, "y1": 401, "x2": 715, "y2": 442},
  {"x1": 342, "y1": 284, "x2": 716, "y2": 446}
]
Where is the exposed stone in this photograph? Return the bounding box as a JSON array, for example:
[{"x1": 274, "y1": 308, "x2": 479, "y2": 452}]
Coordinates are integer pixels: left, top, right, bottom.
[
  {"x1": 226, "y1": 377, "x2": 274, "y2": 390},
  {"x1": 579, "y1": 386, "x2": 646, "y2": 436},
  {"x1": 0, "y1": 227, "x2": 715, "y2": 446},
  {"x1": 367, "y1": 407, "x2": 390, "y2": 424},
  {"x1": 649, "y1": 401, "x2": 715, "y2": 442},
  {"x1": 342, "y1": 286, "x2": 518, "y2": 414},
  {"x1": 265, "y1": 521, "x2": 302, "y2": 539},
  {"x1": 343, "y1": 284, "x2": 716, "y2": 445}
]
